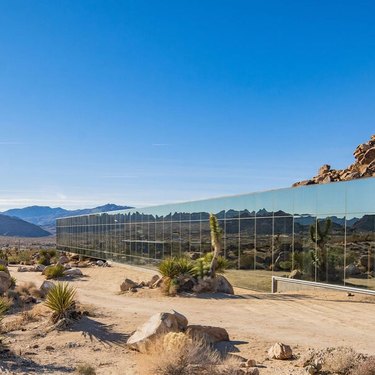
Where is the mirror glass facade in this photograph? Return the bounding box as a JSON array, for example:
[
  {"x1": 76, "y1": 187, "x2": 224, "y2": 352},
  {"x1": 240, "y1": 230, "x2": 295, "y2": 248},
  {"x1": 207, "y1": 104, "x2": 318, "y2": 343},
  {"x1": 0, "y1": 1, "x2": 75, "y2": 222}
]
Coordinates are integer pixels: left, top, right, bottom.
[{"x1": 56, "y1": 178, "x2": 375, "y2": 292}]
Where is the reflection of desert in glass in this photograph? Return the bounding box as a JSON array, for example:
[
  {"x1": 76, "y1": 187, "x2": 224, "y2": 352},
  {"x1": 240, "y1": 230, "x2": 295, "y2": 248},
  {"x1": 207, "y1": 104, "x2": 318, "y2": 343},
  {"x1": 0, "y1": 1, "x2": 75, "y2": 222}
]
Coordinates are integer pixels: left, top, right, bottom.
[{"x1": 57, "y1": 178, "x2": 375, "y2": 292}]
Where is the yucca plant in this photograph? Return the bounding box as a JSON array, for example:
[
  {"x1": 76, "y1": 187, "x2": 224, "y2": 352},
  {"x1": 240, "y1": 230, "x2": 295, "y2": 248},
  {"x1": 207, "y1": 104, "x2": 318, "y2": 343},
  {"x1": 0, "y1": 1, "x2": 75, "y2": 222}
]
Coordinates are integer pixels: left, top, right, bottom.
[
  {"x1": 44, "y1": 282, "x2": 76, "y2": 323},
  {"x1": 175, "y1": 257, "x2": 195, "y2": 276},
  {"x1": 158, "y1": 257, "x2": 180, "y2": 279}
]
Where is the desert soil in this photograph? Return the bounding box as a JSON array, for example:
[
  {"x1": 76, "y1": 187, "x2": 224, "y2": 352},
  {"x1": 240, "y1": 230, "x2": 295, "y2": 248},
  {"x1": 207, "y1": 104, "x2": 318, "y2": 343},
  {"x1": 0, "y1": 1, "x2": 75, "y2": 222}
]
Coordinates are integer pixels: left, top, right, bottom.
[{"x1": 2, "y1": 263, "x2": 375, "y2": 375}]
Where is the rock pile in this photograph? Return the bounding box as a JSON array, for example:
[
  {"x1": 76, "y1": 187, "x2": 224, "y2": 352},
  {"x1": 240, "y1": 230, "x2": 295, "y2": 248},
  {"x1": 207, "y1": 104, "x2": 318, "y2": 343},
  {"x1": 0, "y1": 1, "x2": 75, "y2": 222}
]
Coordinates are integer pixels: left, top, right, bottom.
[{"x1": 293, "y1": 134, "x2": 375, "y2": 187}]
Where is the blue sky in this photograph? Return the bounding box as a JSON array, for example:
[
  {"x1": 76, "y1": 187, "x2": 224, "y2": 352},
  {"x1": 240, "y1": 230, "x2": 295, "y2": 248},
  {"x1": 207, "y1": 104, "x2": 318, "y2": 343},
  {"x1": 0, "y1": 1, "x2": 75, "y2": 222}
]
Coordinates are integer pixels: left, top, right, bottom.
[{"x1": 0, "y1": 0, "x2": 374, "y2": 210}]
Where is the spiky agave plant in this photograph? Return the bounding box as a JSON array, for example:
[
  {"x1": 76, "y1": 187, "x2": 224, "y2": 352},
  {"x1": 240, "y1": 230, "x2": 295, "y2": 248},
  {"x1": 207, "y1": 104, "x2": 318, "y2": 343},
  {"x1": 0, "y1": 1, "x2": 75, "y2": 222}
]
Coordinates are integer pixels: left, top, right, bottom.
[
  {"x1": 208, "y1": 214, "x2": 223, "y2": 278},
  {"x1": 44, "y1": 282, "x2": 76, "y2": 323}
]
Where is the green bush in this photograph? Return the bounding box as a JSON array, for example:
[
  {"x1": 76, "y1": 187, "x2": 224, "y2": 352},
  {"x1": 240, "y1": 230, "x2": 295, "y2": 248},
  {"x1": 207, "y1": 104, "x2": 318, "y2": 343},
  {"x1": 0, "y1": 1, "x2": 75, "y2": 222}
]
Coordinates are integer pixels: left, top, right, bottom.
[
  {"x1": 0, "y1": 264, "x2": 7, "y2": 273},
  {"x1": 48, "y1": 249, "x2": 57, "y2": 258},
  {"x1": 45, "y1": 264, "x2": 65, "y2": 279},
  {"x1": 38, "y1": 255, "x2": 51, "y2": 266},
  {"x1": 44, "y1": 282, "x2": 76, "y2": 323}
]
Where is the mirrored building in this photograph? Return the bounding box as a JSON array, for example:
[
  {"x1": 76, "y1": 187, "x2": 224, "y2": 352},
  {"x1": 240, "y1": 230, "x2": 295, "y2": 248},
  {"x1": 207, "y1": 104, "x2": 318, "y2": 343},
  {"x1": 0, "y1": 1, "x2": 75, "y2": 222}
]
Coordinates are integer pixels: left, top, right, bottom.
[{"x1": 56, "y1": 177, "x2": 375, "y2": 292}]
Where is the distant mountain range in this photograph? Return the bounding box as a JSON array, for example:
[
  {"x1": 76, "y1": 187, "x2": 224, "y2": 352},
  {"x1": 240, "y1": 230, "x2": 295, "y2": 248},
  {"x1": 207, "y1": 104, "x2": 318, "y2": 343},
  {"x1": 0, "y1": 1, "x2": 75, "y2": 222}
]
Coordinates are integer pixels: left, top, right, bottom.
[
  {"x1": 0, "y1": 214, "x2": 51, "y2": 237},
  {"x1": 1, "y1": 203, "x2": 133, "y2": 237}
]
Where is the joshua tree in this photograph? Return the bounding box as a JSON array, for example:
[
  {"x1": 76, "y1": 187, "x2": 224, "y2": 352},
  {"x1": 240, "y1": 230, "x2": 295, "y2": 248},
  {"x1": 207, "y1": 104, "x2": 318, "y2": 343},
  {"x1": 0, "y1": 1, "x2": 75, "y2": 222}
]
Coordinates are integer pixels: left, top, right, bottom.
[{"x1": 208, "y1": 214, "x2": 223, "y2": 278}]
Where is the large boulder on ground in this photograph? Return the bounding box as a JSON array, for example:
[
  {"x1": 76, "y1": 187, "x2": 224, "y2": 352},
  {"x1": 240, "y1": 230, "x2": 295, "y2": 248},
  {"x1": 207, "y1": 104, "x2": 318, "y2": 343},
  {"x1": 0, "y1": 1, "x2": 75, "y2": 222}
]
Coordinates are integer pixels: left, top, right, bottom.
[
  {"x1": 171, "y1": 310, "x2": 188, "y2": 330},
  {"x1": 268, "y1": 343, "x2": 293, "y2": 360},
  {"x1": 120, "y1": 278, "x2": 139, "y2": 292},
  {"x1": 186, "y1": 325, "x2": 229, "y2": 344},
  {"x1": 33, "y1": 264, "x2": 46, "y2": 272},
  {"x1": 63, "y1": 268, "x2": 83, "y2": 277},
  {"x1": 40, "y1": 280, "x2": 55, "y2": 297},
  {"x1": 0, "y1": 270, "x2": 12, "y2": 294},
  {"x1": 127, "y1": 311, "x2": 187, "y2": 352},
  {"x1": 214, "y1": 275, "x2": 234, "y2": 294},
  {"x1": 192, "y1": 275, "x2": 234, "y2": 295}
]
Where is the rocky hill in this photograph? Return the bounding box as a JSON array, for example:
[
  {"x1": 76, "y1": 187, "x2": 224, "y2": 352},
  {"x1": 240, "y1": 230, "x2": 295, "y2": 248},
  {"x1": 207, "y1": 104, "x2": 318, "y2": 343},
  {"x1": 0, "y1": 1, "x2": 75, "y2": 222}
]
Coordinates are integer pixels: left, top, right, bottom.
[
  {"x1": 293, "y1": 134, "x2": 375, "y2": 187},
  {"x1": 0, "y1": 214, "x2": 51, "y2": 237}
]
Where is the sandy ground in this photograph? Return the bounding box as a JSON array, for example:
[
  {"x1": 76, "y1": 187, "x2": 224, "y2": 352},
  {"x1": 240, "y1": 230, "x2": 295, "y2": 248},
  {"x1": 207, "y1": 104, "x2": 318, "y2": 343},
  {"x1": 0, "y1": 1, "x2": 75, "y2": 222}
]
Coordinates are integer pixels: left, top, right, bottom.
[{"x1": 2, "y1": 263, "x2": 375, "y2": 374}]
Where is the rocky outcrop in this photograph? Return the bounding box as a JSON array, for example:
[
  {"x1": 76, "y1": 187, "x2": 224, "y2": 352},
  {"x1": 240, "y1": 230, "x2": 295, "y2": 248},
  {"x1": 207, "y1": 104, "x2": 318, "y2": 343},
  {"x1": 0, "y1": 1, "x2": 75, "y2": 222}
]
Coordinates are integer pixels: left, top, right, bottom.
[{"x1": 293, "y1": 135, "x2": 375, "y2": 187}]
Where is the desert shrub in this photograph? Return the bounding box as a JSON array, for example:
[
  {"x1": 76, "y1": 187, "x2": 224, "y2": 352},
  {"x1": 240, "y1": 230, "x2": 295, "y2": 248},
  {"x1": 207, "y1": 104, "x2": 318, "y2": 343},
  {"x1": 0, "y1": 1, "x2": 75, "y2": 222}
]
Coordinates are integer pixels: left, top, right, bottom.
[
  {"x1": 15, "y1": 282, "x2": 40, "y2": 298},
  {"x1": 2, "y1": 310, "x2": 38, "y2": 333},
  {"x1": 44, "y1": 264, "x2": 65, "y2": 279},
  {"x1": 44, "y1": 282, "x2": 76, "y2": 323},
  {"x1": 161, "y1": 277, "x2": 178, "y2": 297},
  {"x1": 322, "y1": 347, "x2": 358, "y2": 374},
  {"x1": 279, "y1": 260, "x2": 292, "y2": 271},
  {"x1": 76, "y1": 364, "x2": 96, "y2": 375},
  {"x1": 350, "y1": 356, "x2": 375, "y2": 375},
  {"x1": 0, "y1": 264, "x2": 8, "y2": 273},
  {"x1": 38, "y1": 255, "x2": 51, "y2": 266},
  {"x1": 47, "y1": 249, "x2": 57, "y2": 258},
  {"x1": 148, "y1": 334, "x2": 241, "y2": 375},
  {"x1": 239, "y1": 253, "x2": 255, "y2": 269}
]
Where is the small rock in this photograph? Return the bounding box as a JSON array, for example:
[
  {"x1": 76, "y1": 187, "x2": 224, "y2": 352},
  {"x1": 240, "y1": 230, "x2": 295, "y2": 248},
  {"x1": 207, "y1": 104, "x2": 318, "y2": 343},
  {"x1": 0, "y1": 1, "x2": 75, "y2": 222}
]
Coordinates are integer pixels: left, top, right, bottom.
[
  {"x1": 33, "y1": 264, "x2": 46, "y2": 272},
  {"x1": 120, "y1": 278, "x2": 139, "y2": 292},
  {"x1": 40, "y1": 280, "x2": 55, "y2": 297},
  {"x1": 63, "y1": 268, "x2": 83, "y2": 277},
  {"x1": 152, "y1": 277, "x2": 163, "y2": 289},
  {"x1": 246, "y1": 359, "x2": 257, "y2": 367},
  {"x1": 17, "y1": 266, "x2": 29, "y2": 272},
  {"x1": 58, "y1": 255, "x2": 69, "y2": 264},
  {"x1": 268, "y1": 342, "x2": 293, "y2": 360},
  {"x1": 45, "y1": 346, "x2": 55, "y2": 351},
  {"x1": 96, "y1": 260, "x2": 104, "y2": 267}
]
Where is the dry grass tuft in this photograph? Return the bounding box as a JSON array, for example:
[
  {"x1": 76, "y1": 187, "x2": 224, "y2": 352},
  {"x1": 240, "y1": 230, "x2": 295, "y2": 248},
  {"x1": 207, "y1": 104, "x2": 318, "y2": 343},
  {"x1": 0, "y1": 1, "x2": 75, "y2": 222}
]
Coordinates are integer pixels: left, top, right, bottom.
[
  {"x1": 350, "y1": 356, "x2": 375, "y2": 375},
  {"x1": 15, "y1": 281, "x2": 42, "y2": 299},
  {"x1": 146, "y1": 334, "x2": 241, "y2": 375},
  {"x1": 302, "y1": 347, "x2": 365, "y2": 375},
  {"x1": 76, "y1": 363, "x2": 96, "y2": 375}
]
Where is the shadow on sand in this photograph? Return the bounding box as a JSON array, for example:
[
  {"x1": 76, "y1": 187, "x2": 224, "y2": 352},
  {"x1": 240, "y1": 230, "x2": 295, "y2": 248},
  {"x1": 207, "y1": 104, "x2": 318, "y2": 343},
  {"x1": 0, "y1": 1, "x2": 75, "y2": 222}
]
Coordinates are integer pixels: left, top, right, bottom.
[
  {"x1": 0, "y1": 347, "x2": 74, "y2": 374},
  {"x1": 68, "y1": 316, "x2": 129, "y2": 347}
]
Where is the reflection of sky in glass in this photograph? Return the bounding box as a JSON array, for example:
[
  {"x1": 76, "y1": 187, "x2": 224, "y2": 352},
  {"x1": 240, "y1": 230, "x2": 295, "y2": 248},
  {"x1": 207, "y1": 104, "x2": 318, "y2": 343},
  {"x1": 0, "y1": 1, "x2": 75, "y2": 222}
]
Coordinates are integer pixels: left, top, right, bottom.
[{"x1": 97, "y1": 177, "x2": 375, "y2": 220}]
